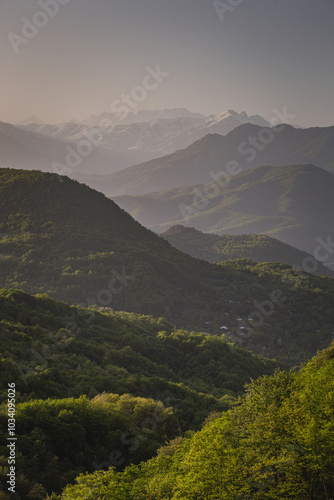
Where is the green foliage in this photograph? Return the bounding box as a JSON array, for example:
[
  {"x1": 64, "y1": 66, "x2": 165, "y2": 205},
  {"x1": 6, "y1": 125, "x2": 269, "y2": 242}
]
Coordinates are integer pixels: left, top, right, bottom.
[
  {"x1": 216, "y1": 259, "x2": 334, "y2": 366},
  {"x1": 114, "y1": 163, "x2": 334, "y2": 268},
  {"x1": 59, "y1": 342, "x2": 334, "y2": 499},
  {"x1": 0, "y1": 288, "x2": 274, "y2": 425},
  {"x1": 0, "y1": 169, "x2": 334, "y2": 366},
  {"x1": 0, "y1": 394, "x2": 179, "y2": 497}
]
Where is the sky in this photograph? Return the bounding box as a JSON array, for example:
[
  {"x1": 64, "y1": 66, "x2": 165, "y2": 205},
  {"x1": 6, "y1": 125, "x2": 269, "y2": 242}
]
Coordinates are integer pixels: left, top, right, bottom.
[{"x1": 1, "y1": 0, "x2": 333, "y2": 126}]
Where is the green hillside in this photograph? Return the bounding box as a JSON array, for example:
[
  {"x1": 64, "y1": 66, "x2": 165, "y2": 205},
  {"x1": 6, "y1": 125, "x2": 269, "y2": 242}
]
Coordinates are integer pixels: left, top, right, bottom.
[
  {"x1": 161, "y1": 225, "x2": 334, "y2": 277},
  {"x1": 114, "y1": 164, "x2": 334, "y2": 263},
  {"x1": 1, "y1": 168, "x2": 334, "y2": 366},
  {"x1": 56, "y1": 341, "x2": 334, "y2": 500},
  {"x1": 0, "y1": 288, "x2": 274, "y2": 497},
  {"x1": 0, "y1": 289, "x2": 273, "y2": 422},
  {"x1": 0, "y1": 395, "x2": 179, "y2": 499}
]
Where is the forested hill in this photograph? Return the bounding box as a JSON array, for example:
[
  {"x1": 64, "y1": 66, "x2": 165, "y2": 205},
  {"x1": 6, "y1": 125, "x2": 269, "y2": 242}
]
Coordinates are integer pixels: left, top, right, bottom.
[
  {"x1": 0, "y1": 288, "x2": 274, "y2": 497},
  {"x1": 161, "y1": 225, "x2": 334, "y2": 277},
  {"x1": 0, "y1": 288, "x2": 274, "y2": 417},
  {"x1": 57, "y1": 341, "x2": 334, "y2": 500},
  {"x1": 89, "y1": 124, "x2": 334, "y2": 197},
  {"x1": 1, "y1": 168, "x2": 334, "y2": 366}
]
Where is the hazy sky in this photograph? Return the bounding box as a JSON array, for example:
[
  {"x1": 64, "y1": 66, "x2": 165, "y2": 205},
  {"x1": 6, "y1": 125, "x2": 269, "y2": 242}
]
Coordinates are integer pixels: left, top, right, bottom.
[{"x1": 1, "y1": 0, "x2": 333, "y2": 126}]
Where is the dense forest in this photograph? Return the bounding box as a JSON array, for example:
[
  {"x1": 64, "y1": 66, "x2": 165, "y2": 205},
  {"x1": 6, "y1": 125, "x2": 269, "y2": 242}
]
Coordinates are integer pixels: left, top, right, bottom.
[
  {"x1": 0, "y1": 169, "x2": 334, "y2": 499},
  {"x1": 0, "y1": 289, "x2": 274, "y2": 418},
  {"x1": 0, "y1": 288, "x2": 274, "y2": 497},
  {"x1": 1, "y1": 290, "x2": 334, "y2": 498},
  {"x1": 54, "y1": 342, "x2": 334, "y2": 499}
]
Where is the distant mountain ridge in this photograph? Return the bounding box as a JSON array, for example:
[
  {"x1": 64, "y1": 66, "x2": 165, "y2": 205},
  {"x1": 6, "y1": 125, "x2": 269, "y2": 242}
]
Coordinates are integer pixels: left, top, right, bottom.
[
  {"x1": 18, "y1": 108, "x2": 273, "y2": 166},
  {"x1": 113, "y1": 163, "x2": 334, "y2": 266},
  {"x1": 19, "y1": 116, "x2": 204, "y2": 163},
  {"x1": 16, "y1": 115, "x2": 44, "y2": 126},
  {"x1": 0, "y1": 120, "x2": 151, "y2": 174},
  {"x1": 82, "y1": 107, "x2": 206, "y2": 127},
  {"x1": 97, "y1": 123, "x2": 334, "y2": 197}
]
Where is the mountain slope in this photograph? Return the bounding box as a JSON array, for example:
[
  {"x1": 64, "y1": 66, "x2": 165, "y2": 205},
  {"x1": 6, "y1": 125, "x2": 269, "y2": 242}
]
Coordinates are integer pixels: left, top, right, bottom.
[
  {"x1": 0, "y1": 288, "x2": 276, "y2": 496},
  {"x1": 114, "y1": 164, "x2": 334, "y2": 262},
  {"x1": 1, "y1": 168, "x2": 334, "y2": 366},
  {"x1": 96, "y1": 124, "x2": 334, "y2": 196},
  {"x1": 20, "y1": 117, "x2": 204, "y2": 164},
  {"x1": 0, "y1": 288, "x2": 274, "y2": 418},
  {"x1": 160, "y1": 225, "x2": 334, "y2": 277},
  {"x1": 0, "y1": 121, "x2": 62, "y2": 172},
  {"x1": 81, "y1": 108, "x2": 206, "y2": 127},
  {"x1": 16, "y1": 115, "x2": 44, "y2": 126},
  {"x1": 58, "y1": 342, "x2": 334, "y2": 500}
]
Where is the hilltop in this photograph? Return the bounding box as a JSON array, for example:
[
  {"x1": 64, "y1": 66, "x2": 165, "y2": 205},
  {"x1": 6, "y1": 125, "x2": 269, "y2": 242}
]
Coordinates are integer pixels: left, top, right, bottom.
[{"x1": 161, "y1": 225, "x2": 334, "y2": 277}]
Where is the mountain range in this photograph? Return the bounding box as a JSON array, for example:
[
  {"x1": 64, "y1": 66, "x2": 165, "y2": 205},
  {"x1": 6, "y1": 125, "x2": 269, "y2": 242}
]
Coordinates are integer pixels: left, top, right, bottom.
[
  {"x1": 0, "y1": 120, "x2": 133, "y2": 175},
  {"x1": 79, "y1": 108, "x2": 272, "y2": 156},
  {"x1": 81, "y1": 107, "x2": 206, "y2": 126},
  {"x1": 1, "y1": 109, "x2": 272, "y2": 181},
  {"x1": 95, "y1": 123, "x2": 334, "y2": 197},
  {"x1": 4, "y1": 114, "x2": 334, "y2": 199},
  {"x1": 17, "y1": 108, "x2": 272, "y2": 168},
  {"x1": 1, "y1": 168, "x2": 334, "y2": 366},
  {"x1": 1, "y1": 140, "x2": 334, "y2": 498}
]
